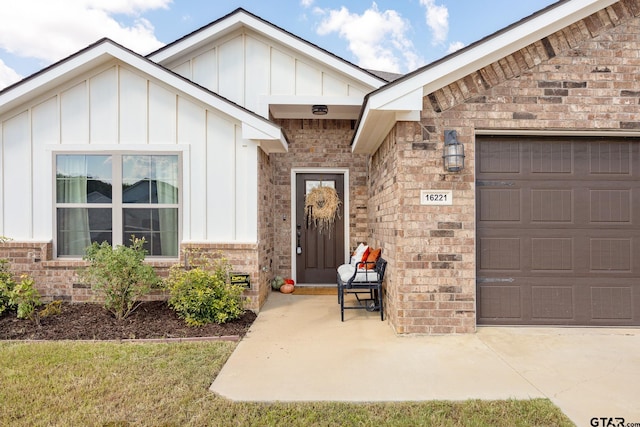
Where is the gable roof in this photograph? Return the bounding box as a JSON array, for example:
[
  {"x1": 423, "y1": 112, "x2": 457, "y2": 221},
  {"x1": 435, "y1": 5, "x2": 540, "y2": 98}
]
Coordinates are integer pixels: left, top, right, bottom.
[
  {"x1": 0, "y1": 38, "x2": 288, "y2": 153},
  {"x1": 351, "y1": 0, "x2": 619, "y2": 154},
  {"x1": 147, "y1": 7, "x2": 387, "y2": 89}
]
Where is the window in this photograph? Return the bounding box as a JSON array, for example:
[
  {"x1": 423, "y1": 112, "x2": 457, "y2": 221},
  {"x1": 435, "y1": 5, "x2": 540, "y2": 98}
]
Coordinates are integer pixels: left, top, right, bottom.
[{"x1": 56, "y1": 154, "x2": 179, "y2": 257}]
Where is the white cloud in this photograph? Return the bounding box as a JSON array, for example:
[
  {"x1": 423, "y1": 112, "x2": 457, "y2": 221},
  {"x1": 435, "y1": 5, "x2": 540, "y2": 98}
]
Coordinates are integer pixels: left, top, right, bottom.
[
  {"x1": 447, "y1": 41, "x2": 465, "y2": 54},
  {"x1": 0, "y1": 0, "x2": 170, "y2": 65},
  {"x1": 419, "y1": 0, "x2": 449, "y2": 45},
  {"x1": 316, "y1": 3, "x2": 423, "y2": 73},
  {"x1": 300, "y1": 0, "x2": 314, "y2": 8},
  {"x1": 0, "y1": 59, "x2": 22, "y2": 89}
]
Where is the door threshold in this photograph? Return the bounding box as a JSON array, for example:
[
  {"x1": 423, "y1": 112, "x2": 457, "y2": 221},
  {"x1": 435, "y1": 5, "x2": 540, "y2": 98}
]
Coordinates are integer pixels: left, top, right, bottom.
[
  {"x1": 296, "y1": 283, "x2": 337, "y2": 287},
  {"x1": 292, "y1": 284, "x2": 337, "y2": 295}
]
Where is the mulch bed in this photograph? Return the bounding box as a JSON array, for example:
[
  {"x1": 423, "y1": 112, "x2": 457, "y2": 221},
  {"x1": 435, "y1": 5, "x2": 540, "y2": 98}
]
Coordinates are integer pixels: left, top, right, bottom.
[{"x1": 0, "y1": 301, "x2": 256, "y2": 341}]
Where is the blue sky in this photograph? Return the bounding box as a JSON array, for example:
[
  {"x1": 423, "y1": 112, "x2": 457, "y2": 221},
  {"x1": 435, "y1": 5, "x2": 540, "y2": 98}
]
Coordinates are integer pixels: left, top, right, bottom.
[{"x1": 0, "y1": 0, "x2": 559, "y2": 89}]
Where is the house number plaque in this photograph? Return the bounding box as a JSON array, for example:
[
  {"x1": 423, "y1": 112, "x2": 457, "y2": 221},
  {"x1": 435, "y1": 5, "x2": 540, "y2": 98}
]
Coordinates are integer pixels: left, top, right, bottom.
[{"x1": 420, "y1": 190, "x2": 453, "y2": 206}]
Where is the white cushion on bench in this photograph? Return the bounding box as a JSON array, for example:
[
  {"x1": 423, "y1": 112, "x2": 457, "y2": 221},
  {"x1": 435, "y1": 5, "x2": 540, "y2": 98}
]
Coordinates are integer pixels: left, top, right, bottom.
[
  {"x1": 338, "y1": 264, "x2": 380, "y2": 283},
  {"x1": 351, "y1": 243, "x2": 368, "y2": 266}
]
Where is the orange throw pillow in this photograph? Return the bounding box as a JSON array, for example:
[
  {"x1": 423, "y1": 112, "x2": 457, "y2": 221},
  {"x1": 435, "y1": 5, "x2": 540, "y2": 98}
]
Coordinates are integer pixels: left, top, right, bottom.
[
  {"x1": 365, "y1": 248, "x2": 381, "y2": 269},
  {"x1": 360, "y1": 247, "x2": 370, "y2": 264}
]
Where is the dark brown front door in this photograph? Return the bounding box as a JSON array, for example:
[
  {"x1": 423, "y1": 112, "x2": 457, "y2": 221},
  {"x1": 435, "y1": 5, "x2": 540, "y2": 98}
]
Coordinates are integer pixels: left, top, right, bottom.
[
  {"x1": 296, "y1": 173, "x2": 345, "y2": 283},
  {"x1": 477, "y1": 136, "x2": 640, "y2": 326}
]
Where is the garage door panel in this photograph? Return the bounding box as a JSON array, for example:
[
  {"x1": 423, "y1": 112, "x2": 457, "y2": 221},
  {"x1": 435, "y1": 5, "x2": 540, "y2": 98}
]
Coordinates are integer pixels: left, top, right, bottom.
[
  {"x1": 477, "y1": 285, "x2": 522, "y2": 320},
  {"x1": 590, "y1": 238, "x2": 632, "y2": 272},
  {"x1": 478, "y1": 238, "x2": 521, "y2": 270},
  {"x1": 591, "y1": 287, "x2": 633, "y2": 320},
  {"x1": 478, "y1": 278, "x2": 638, "y2": 325},
  {"x1": 477, "y1": 136, "x2": 640, "y2": 326},
  {"x1": 531, "y1": 238, "x2": 573, "y2": 271},
  {"x1": 529, "y1": 141, "x2": 573, "y2": 174},
  {"x1": 478, "y1": 188, "x2": 521, "y2": 222},
  {"x1": 479, "y1": 141, "x2": 521, "y2": 173},
  {"x1": 589, "y1": 189, "x2": 632, "y2": 223},
  {"x1": 480, "y1": 186, "x2": 637, "y2": 228},
  {"x1": 480, "y1": 228, "x2": 639, "y2": 276},
  {"x1": 530, "y1": 189, "x2": 573, "y2": 222},
  {"x1": 589, "y1": 141, "x2": 633, "y2": 175},
  {"x1": 531, "y1": 286, "x2": 574, "y2": 320}
]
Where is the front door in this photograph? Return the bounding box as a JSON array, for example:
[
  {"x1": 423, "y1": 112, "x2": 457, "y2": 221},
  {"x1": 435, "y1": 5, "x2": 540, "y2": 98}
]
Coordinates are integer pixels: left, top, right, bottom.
[{"x1": 295, "y1": 173, "x2": 345, "y2": 283}]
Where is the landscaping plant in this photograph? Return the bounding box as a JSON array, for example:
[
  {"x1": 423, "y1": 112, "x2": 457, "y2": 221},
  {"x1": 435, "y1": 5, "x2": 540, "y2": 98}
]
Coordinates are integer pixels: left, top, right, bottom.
[
  {"x1": 10, "y1": 274, "x2": 42, "y2": 322},
  {"x1": 0, "y1": 259, "x2": 14, "y2": 315},
  {"x1": 79, "y1": 238, "x2": 159, "y2": 320},
  {"x1": 0, "y1": 259, "x2": 42, "y2": 324},
  {"x1": 166, "y1": 250, "x2": 245, "y2": 326}
]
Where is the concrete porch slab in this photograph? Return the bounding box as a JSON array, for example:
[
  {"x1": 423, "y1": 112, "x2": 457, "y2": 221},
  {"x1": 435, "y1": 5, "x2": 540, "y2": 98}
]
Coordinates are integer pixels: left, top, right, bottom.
[{"x1": 210, "y1": 292, "x2": 640, "y2": 426}]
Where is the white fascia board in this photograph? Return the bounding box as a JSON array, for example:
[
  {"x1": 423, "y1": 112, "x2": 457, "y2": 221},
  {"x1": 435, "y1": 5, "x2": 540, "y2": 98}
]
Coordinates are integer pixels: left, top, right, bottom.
[
  {"x1": 351, "y1": 109, "x2": 398, "y2": 154},
  {"x1": 351, "y1": 88, "x2": 421, "y2": 153},
  {"x1": 0, "y1": 47, "x2": 114, "y2": 117},
  {"x1": 148, "y1": 10, "x2": 385, "y2": 89},
  {"x1": 241, "y1": 122, "x2": 288, "y2": 149},
  {"x1": 371, "y1": 87, "x2": 422, "y2": 111},
  {"x1": 147, "y1": 14, "x2": 244, "y2": 63},
  {"x1": 264, "y1": 95, "x2": 364, "y2": 107}
]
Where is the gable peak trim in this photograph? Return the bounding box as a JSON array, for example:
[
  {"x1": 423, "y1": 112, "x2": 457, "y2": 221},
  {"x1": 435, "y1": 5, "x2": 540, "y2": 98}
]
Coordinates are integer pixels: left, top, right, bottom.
[{"x1": 146, "y1": 8, "x2": 386, "y2": 88}]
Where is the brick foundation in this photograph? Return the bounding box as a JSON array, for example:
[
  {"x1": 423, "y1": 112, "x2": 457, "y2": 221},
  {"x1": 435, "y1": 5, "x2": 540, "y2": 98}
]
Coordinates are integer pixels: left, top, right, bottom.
[{"x1": 0, "y1": 241, "x2": 264, "y2": 311}]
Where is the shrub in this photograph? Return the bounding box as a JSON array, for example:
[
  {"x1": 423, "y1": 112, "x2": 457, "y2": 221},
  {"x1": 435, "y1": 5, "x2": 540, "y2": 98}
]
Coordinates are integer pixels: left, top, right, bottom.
[
  {"x1": 166, "y1": 252, "x2": 245, "y2": 326},
  {"x1": 0, "y1": 259, "x2": 16, "y2": 315},
  {"x1": 10, "y1": 274, "x2": 42, "y2": 322},
  {"x1": 0, "y1": 259, "x2": 42, "y2": 324},
  {"x1": 40, "y1": 300, "x2": 63, "y2": 318},
  {"x1": 79, "y1": 238, "x2": 159, "y2": 321}
]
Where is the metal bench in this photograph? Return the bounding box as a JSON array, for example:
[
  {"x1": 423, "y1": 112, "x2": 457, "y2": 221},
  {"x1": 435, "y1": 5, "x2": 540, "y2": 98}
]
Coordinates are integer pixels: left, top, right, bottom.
[{"x1": 337, "y1": 257, "x2": 387, "y2": 321}]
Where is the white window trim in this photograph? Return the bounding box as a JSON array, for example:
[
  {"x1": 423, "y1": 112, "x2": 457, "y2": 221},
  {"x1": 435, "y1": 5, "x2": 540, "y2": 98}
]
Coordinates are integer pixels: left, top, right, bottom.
[{"x1": 53, "y1": 150, "x2": 182, "y2": 259}]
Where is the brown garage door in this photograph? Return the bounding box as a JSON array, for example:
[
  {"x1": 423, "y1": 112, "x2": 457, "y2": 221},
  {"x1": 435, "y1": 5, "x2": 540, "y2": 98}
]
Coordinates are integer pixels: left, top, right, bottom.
[{"x1": 477, "y1": 136, "x2": 640, "y2": 326}]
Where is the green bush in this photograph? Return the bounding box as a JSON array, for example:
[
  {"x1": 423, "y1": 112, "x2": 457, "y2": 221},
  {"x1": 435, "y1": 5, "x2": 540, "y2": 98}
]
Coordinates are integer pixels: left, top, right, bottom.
[
  {"x1": 0, "y1": 259, "x2": 16, "y2": 315},
  {"x1": 166, "y1": 253, "x2": 245, "y2": 326},
  {"x1": 0, "y1": 259, "x2": 42, "y2": 323},
  {"x1": 10, "y1": 274, "x2": 42, "y2": 321},
  {"x1": 79, "y1": 238, "x2": 159, "y2": 321}
]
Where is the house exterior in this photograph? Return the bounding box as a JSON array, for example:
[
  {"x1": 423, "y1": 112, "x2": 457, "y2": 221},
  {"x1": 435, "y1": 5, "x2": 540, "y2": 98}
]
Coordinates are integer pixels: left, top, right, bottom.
[{"x1": 1, "y1": 0, "x2": 639, "y2": 334}]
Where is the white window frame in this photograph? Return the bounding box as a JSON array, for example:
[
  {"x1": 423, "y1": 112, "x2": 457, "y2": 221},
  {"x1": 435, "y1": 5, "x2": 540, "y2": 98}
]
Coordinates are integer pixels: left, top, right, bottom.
[{"x1": 54, "y1": 150, "x2": 182, "y2": 258}]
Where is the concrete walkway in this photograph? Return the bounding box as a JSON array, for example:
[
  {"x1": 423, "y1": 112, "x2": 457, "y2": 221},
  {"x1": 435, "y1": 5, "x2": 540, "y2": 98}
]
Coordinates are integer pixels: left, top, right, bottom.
[{"x1": 211, "y1": 292, "x2": 640, "y2": 426}]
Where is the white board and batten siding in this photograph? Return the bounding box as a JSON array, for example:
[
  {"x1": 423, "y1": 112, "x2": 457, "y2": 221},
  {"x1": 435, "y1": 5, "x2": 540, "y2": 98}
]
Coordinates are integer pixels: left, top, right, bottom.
[
  {"x1": 167, "y1": 30, "x2": 370, "y2": 114},
  {"x1": 0, "y1": 62, "x2": 259, "y2": 249}
]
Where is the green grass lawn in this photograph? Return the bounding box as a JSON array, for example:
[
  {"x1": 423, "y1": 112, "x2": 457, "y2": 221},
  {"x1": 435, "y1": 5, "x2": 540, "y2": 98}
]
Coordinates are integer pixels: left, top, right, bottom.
[{"x1": 0, "y1": 341, "x2": 573, "y2": 426}]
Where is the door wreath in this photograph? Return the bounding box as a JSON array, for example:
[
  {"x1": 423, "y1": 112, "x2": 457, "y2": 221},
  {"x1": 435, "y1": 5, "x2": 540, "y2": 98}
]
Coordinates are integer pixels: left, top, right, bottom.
[{"x1": 304, "y1": 186, "x2": 341, "y2": 234}]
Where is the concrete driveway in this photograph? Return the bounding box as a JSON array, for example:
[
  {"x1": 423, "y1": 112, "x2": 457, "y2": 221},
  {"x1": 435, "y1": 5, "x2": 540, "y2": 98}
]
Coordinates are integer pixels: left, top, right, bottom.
[{"x1": 211, "y1": 293, "x2": 640, "y2": 426}]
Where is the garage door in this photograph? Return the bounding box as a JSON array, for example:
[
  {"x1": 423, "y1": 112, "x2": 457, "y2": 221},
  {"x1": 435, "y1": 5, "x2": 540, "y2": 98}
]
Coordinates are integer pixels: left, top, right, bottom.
[{"x1": 476, "y1": 136, "x2": 640, "y2": 326}]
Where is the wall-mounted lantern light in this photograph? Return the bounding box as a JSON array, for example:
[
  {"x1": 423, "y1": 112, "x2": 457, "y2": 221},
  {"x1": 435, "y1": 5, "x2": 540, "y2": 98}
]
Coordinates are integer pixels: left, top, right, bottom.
[
  {"x1": 312, "y1": 104, "x2": 328, "y2": 115},
  {"x1": 443, "y1": 130, "x2": 465, "y2": 172}
]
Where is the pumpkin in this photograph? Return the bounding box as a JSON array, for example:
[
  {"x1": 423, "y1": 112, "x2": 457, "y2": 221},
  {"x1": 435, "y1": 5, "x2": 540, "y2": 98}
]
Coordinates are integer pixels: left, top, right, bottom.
[
  {"x1": 271, "y1": 276, "x2": 284, "y2": 290},
  {"x1": 280, "y1": 283, "x2": 294, "y2": 294}
]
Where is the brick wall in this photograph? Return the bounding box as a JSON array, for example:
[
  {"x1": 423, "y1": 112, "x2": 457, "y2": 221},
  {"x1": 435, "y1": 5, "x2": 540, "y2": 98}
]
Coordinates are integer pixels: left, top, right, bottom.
[
  {"x1": 367, "y1": 130, "x2": 399, "y2": 328},
  {"x1": 257, "y1": 147, "x2": 275, "y2": 307},
  {"x1": 0, "y1": 241, "x2": 171, "y2": 303},
  {"x1": 180, "y1": 242, "x2": 261, "y2": 310},
  {"x1": 0, "y1": 240, "x2": 265, "y2": 311},
  {"x1": 372, "y1": 0, "x2": 640, "y2": 334},
  {"x1": 271, "y1": 119, "x2": 369, "y2": 278}
]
